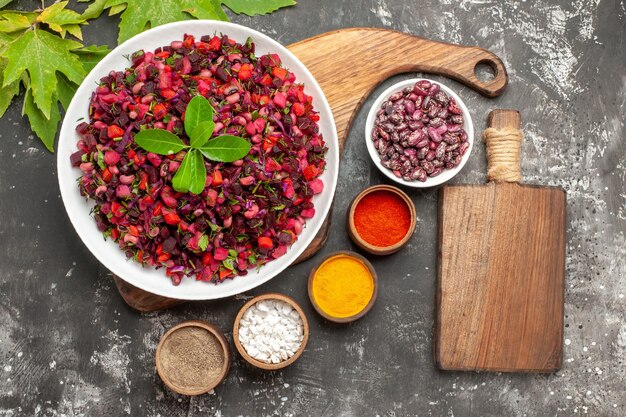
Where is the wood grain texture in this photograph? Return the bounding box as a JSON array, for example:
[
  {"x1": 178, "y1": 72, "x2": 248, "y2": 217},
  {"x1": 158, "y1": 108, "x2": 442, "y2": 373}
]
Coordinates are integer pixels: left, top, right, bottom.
[
  {"x1": 114, "y1": 28, "x2": 508, "y2": 312},
  {"x1": 434, "y1": 110, "x2": 566, "y2": 373}
]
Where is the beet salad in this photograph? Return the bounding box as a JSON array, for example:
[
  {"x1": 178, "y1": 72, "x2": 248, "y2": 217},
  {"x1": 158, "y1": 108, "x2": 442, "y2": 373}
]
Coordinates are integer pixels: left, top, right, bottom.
[{"x1": 71, "y1": 33, "x2": 327, "y2": 285}]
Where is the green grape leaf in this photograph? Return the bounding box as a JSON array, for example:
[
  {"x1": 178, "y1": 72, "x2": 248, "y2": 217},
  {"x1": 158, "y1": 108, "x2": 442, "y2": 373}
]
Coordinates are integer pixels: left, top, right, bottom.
[
  {"x1": 0, "y1": 31, "x2": 17, "y2": 49},
  {"x1": 134, "y1": 129, "x2": 186, "y2": 155},
  {"x1": 37, "y1": 1, "x2": 86, "y2": 38},
  {"x1": 184, "y1": 0, "x2": 228, "y2": 20},
  {"x1": 172, "y1": 149, "x2": 206, "y2": 194},
  {"x1": 0, "y1": 12, "x2": 35, "y2": 33},
  {"x1": 1, "y1": 28, "x2": 85, "y2": 119},
  {"x1": 55, "y1": 73, "x2": 77, "y2": 111},
  {"x1": 22, "y1": 87, "x2": 60, "y2": 152},
  {"x1": 184, "y1": 95, "x2": 213, "y2": 134},
  {"x1": 190, "y1": 121, "x2": 214, "y2": 148},
  {"x1": 221, "y1": 0, "x2": 296, "y2": 16},
  {"x1": 73, "y1": 44, "x2": 110, "y2": 72},
  {"x1": 104, "y1": 0, "x2": 225, "y2": 43},
  {"x1": 107, "y1": 3, "x2": 126, "y2": 15},
  {"x1": 103, "y1": 0, "x2": 295, "y2": 42},
  {"x1": 79, "y1": 0, "x2": 109, "y2": 20},
  {"x1": 198, "y1": 135, "x2": 251, "y2": 162},
  {"x1": 63, "y1": 24, "x2": 83, "y2": 40},
  {"x1": 0, "y1": 0, "x2": 14, "y2": 9},
  {"x1": 0, "y1": 58, "x2": 19, "y2": 117}
]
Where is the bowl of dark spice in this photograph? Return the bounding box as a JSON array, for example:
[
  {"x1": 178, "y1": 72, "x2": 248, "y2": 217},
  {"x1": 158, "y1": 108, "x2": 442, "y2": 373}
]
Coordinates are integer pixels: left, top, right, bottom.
[
  {"x1": 365, "y1": 78, "x2": 474, "y2": 187},
  {"x1": 347, "y1": 184, "x2": 416, "y2": 255},
  {"x1": 233, "y1": 293, "x2": 309, "y2": 370},
  {"x1": 156, "y1": 321, "x2": 231, "y2": 395}
]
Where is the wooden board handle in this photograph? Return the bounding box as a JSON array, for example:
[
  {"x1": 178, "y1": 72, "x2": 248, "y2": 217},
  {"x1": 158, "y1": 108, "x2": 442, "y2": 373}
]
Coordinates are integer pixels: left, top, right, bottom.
[
  {"x1": 289, "y1": 28, "x2": 507, "y2": 97},
  {"x1": 483, "y1": 109, "x2": 522, "y2": 183},
  {"x1": 288, "y1": 28, "x2": 508, "y2": 153}
]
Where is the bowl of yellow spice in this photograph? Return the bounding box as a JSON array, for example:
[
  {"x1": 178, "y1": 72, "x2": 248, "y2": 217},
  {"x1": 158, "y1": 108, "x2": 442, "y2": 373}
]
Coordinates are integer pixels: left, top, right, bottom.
[{"x1": 308, "y1": 251, "x2": 378, "y2": 323}]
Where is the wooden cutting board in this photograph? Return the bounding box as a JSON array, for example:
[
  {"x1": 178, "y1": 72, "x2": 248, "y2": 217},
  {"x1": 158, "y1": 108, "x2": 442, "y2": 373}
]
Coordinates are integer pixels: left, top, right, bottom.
[
  {"x1": 435, "y1": 110, "x2": 565, "y2": 372},
  {"x1": 113, "y1": 28, "x2": 509, "y2": 312}
]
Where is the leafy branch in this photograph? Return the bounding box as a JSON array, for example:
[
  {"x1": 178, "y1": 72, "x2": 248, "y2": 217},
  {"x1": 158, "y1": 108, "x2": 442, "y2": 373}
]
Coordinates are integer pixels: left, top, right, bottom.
[{"x1": 0, "y1": 0, "x2": 296, "y2": 151}]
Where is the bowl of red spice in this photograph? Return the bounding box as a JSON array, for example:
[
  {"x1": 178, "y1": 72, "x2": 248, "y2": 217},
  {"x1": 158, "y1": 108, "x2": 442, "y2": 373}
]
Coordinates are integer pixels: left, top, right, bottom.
[{"x1": 347, "y1": 185, "x2": 416, "y2": 255}]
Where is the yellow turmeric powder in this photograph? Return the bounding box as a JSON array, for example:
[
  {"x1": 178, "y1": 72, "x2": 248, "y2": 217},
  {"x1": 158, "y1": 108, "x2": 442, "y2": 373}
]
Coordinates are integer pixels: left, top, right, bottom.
[{"x1": 310, "y1": 254, "x2": 374, "y2": 318}]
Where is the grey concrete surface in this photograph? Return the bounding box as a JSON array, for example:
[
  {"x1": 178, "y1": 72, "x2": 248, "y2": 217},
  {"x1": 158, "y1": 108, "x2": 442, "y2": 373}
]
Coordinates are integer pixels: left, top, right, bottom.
[{"x1": 0, "y1": 0, "x2": 625, "y2": 416}]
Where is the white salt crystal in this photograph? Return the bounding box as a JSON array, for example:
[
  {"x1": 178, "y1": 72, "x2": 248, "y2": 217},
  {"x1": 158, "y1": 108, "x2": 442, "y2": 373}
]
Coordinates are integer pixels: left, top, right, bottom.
[{"x1": 238, "y1": 299, "x2": 304, "y2": 364}]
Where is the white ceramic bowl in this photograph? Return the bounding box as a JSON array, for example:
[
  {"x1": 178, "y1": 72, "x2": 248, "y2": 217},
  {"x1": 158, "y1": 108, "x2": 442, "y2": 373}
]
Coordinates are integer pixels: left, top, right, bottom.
[
  {"x1": 57, "y1": 21, "x2": 339, "y2": 300},
  {"x1": 364, "y1": 78, "x2": 474, "y2": 188}
]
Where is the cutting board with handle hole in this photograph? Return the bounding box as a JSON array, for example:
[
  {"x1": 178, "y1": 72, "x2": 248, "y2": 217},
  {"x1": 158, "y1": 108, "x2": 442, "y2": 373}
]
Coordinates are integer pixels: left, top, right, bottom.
[
  {"x1": 434, "y1": 109, "x2": 565, "y2": 373},
  {"x1": 113, "y1": 28, "x2": 508, "y2": 312}
]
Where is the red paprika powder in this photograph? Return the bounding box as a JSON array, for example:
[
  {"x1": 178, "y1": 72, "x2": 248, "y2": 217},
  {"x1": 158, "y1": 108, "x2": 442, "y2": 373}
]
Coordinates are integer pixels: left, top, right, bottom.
[{"x1": 353, "y1": 190, "x2": 411, "y2": 247}]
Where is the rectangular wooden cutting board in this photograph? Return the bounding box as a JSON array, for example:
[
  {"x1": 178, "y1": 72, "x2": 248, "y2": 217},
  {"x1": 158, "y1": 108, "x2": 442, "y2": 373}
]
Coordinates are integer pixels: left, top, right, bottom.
[{"x1": 434, "y1": 110, "x2": 566, "y2": 373}]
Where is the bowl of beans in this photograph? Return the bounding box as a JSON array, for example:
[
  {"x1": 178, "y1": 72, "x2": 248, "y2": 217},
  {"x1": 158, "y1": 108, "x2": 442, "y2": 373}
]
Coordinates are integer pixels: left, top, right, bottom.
[{"x1": 365, "y1": 78, "x2": 474, "y2": 187}]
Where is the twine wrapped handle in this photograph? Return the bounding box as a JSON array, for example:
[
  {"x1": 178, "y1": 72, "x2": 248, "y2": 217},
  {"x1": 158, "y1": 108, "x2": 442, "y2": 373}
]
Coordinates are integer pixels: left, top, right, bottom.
[{"x1": 482, "y1": 109, "x2": 522, "y2": 183}]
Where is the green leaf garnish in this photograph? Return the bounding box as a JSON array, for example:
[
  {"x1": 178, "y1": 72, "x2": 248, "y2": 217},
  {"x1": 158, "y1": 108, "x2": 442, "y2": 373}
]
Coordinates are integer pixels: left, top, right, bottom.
[
  {"x1": 171, "y1": 149, "x2": 194, "y2": 193},
  {"x1": 188, "y1": 149, "x2": 207, "y2": 195},
  {"x1": 190, "y1": 120, "x2": 215, "y2": 148},
  {"x1": 134, "y1": 129, "x2": 186, "y2": 155},
  {"x1": 198, "y1": 135, "x2": 251, "y2": 163},
  {"x1": 184, "y1": 95, "x2": 213, "y2": 134},
  {"x1": 172, "y1": 149, "x2": 206, "y2": 194},
  {"x1": 198, "y1": 234, "x2": 209, "y2": 251},
  {"x1": 133, "y1": 96, "x2": 250, "y2": 194}
]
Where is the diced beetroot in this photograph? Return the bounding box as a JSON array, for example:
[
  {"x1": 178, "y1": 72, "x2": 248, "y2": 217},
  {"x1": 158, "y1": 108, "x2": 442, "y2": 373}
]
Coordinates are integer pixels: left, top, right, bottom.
[
  {"x1": 265, "y1": 158, "x2": 281, "y2": 172},
  {"x1": 214, "y1": 247, "x2": 229, "y2": 261},
  {"x1": 273, "y1": 92, "x2": 287, "y2": 109},
  {"x1": 309, "y1": 178, "x2": 324, "y2": 195},
  {"x1": 301, "y1": 208, "x2": 315, "y2": 219},
  {"x1": 271, "y1": 244, "x2": 287, "y2": 259}
]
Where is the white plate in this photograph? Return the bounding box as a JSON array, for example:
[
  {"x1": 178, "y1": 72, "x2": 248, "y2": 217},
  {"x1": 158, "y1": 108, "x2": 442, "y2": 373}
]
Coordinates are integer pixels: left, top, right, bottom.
[
  {"x1": 364, "y1": 78, "x2": 474, "y2": 188},
  {"x1": 57, "y1": 21, "x2": 339, "y2": 300}
]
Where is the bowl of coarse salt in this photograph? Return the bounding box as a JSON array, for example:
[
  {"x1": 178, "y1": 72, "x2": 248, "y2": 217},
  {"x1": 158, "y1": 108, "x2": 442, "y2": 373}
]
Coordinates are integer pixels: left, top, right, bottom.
[{"x1": 233, "y1": 293, "x2": 309, "y2": 370}]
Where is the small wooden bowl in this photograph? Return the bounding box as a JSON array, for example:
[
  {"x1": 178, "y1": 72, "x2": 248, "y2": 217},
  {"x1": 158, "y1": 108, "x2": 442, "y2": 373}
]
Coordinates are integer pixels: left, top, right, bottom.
[
  {"x1": 156, "y1": 320, "x2": 231, "y2": 395},
  {"x1": 308, "y1": 251, "x2": 379, "y2": 323},
  {"x1": 347, "y1": 184, "x2": 416, "y2": 255},
  {"x1": 233, "y1": 293, "x2": 309, "y2": 371}
]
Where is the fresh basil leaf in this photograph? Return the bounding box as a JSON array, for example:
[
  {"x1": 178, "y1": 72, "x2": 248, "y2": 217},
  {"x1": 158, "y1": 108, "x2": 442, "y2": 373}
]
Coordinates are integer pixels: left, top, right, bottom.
[
  {"x1": 198, "y1": 135, "x2": 251, "y2": 163},
  {"x1": 172, "y1": 150, "x2": 193, "y2": 193},
  {"x1": 189, "y1": 120, "x2": 214, "y2": 148},
  {"x1": 184, "y1": 95, "x2": 213, "y2": 135},
  {"x1": 188, "y1": 149, "x2": 207, "y2": 195},
  {"x1": 134, "y1": 129, "x2": 186, "y2": 155}
]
